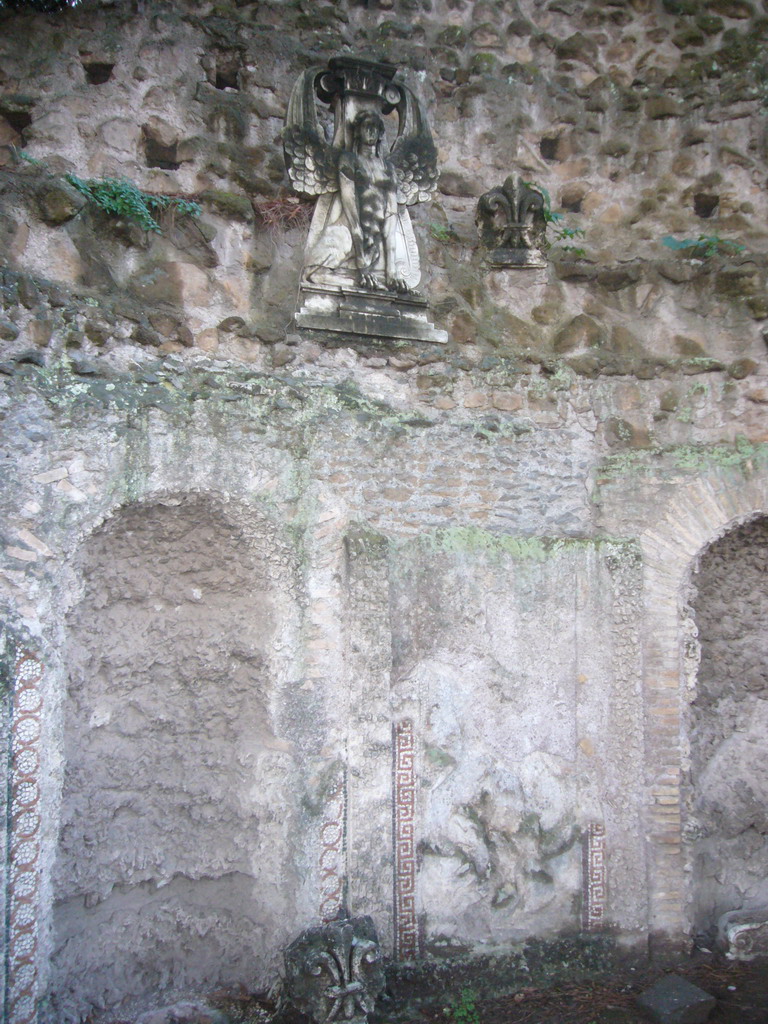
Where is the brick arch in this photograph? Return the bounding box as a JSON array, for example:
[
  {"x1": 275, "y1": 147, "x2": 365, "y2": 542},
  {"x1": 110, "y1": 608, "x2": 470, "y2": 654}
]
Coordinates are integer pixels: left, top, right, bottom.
[{"x1": 638, "y1": 467, "x2": 768, "y2": 940}]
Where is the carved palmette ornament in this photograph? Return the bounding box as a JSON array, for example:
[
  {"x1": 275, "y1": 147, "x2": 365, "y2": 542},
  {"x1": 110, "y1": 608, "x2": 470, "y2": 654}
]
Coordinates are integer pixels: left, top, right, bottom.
[
  {"x1": 283, "y1": 917, "x2": 385, "y2": 1024},
  {"x1": 476, "y1": 175, "x2": 548, "y2": 268}
]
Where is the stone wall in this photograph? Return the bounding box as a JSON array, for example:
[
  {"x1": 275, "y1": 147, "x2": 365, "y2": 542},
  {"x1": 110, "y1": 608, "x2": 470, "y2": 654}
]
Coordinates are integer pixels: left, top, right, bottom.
[
  {"x1": 2, "y1": 0, "x2": 768, "y2": 373},
  {"x1": 1, "y1": 0, "x2": 768, "y2": 1019}
]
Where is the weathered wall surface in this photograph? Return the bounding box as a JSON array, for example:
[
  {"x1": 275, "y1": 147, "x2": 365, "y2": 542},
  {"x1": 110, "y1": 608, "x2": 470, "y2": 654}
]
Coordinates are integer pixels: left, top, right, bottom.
[
  {"x1": 51, "y1": 498, "x2": 307, "y2": 1021},
  {"x1": 686, "y1": 516, "x2": 768, "y2": 941},
  {"x1": 1, "y1": 0, "x2": 768, "y2": 1019},
  {"x1": 389, "y1": 535, "x2": 645, "y2": 948},
  {"x1": 2, "y1": 0, "x2": 768, "y2": 373}
]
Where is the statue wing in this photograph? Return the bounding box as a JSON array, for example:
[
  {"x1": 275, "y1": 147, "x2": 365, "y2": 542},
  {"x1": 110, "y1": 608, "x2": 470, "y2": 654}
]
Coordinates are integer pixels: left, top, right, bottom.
[
  {"x1": 389, "y1": 83, "x2": 439, "y2": 206},
  {"x1": 283, "y1": 67, "x2": 339, "y2": 196}
]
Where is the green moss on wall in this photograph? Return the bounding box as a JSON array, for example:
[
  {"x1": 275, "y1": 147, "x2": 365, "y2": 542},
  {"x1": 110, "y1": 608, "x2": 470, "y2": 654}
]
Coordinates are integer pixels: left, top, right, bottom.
[
  {"x1": 412, "y1": 526, "x2": 637, "y2": 564},
  {"x1": 599, "y1": 436, "x2": 768, "y2": 481}
]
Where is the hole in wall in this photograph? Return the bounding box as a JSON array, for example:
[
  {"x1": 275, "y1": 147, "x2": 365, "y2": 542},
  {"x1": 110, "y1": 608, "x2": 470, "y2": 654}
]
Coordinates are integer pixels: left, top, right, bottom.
[
  {"x1": 82, "y1": 62, "x2": 115, "y2": 85},
  {"x1": 693, "y1": 193, "x2": 719, "y2": 218},
  {"x1": 215, "y1": 68, "x2": 240, "y2": 90},
  {"x1": 144, "y1": 136, "x2": 180, "y2": 170},
  {"x1": 209, "y1": 49, "x2": 242, "y2": 91},
  {"x1": 539, "y1": 136, "x2": 559, "y2": 161},
  {"x1": 3, "y1": 111, "x2": 32, "y2": 134}
]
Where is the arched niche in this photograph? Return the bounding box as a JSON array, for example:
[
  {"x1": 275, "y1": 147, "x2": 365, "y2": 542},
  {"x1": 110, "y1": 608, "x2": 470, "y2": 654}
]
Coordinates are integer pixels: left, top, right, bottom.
[
  {"x1": 685, "y1": 515, "x2": 768, "y2": 943},
  {"x1": 636, "y1": 467, "x2": 768, "y2": 940},
  {"x1": 50, "y1": 496, "x2": 304, "y2": 1022}
]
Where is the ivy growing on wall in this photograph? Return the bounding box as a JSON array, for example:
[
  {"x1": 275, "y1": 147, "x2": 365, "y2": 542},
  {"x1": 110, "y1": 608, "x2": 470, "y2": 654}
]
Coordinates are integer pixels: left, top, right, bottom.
[{"x1": 65, "y1": 174, "x2": 202, "y2": 233}]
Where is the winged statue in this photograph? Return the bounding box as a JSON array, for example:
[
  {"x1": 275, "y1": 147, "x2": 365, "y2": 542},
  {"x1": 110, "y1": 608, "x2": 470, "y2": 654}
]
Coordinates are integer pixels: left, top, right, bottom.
[{"x1": 283, "y1": 57, "x2": 439, "y2": 301}]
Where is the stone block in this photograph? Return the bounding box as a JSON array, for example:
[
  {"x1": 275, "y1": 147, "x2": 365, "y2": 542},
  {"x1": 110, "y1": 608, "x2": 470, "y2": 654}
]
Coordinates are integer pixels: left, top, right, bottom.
[
  {"x1": 142, "y1": 115, "x2": 179, "y2": 148},
  {"x1": 28, "y1": 318, "x2": 53, "y2": 347},
  {"x1": 195, "y1": 327, "x2": 219, "y2": 352},
  {"x1": 645, "y1": 95, "x2": 682, "y2": 119},
  {"x1": 99, "y1": 117, "x2": 139, "y2": 154},
  {"x1": 718, "y1": 908, "x2": 768, "y2": 960},
  {"x1": 553, "y1": 314, "x2": 602, "y2": 353},
  {"x1": 0, "y1": 317, "x2": 19, "y2": 341},
  {"x1": 636, "y1": 975, "x2": 715, "y2": 1024},
  {"x1": 36, "y1": 179, "x2": 86, "y2": 225},
  {"x1": 555, "y1": 32, "x2": 598, "y2": 64},
  {"x1": 492, "y1": 391, "x2": 523, "y2": 412}
]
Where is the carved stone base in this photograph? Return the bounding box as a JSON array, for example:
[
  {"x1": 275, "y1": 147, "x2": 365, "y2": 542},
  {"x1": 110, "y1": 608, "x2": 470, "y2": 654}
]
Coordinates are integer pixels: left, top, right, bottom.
[
  {"x1": 486, "y1": 247, "x2": 547, "y2": 269},
  {"x1": 283, "y1": 916, "x2": 385, "y2": 1024},
  {"x1": 296, "y1": 284, "x2": 448, "y2": 344},
  {"x1": 718, "y1": 908, "x2": 768, "y2": 960}
]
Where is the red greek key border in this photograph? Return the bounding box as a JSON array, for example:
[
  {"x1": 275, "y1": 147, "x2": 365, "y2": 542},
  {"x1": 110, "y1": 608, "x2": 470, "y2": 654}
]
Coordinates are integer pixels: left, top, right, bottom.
[
  {"x1": 319, "y1": 769, "x2": 346, "y2": 922},
  {"x1": 6, "y1": 651, "x2": 44, "y2": 1024},
  {"x1": 582, "y1": 822, "x2": 606, "y2": 931},
  {"x1": 393, "y1": 719, "x2": 418, "y2": 960}
]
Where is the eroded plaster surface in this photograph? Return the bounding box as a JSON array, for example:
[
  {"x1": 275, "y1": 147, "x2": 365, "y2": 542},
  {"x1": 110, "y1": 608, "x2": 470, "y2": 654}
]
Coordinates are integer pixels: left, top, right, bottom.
[{"x1": 687, "y1": 517, "x2": 768, "y2": 941}]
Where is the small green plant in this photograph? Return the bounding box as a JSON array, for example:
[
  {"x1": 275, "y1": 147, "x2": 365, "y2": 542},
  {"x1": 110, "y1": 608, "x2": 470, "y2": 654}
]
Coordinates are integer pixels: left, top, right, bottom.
[
  {"x1": 662, "y1": 233, "x2": 745, "y2": 259},
  {"x1": 555, "y1": 225, "x2": 587, "y2": 258},
  {"x1": 64, "y1": 174, "x2": 201, "y2": 233},
  {"x1": 523, "y1": 180, "x2": 586, "y2": 255},
  {"x1": 429, "y1": 221, "x2": 459, "y2": 243},
  {"x1": 17, "y1": 150, "x2": 43, "y2": 166},
  {"x1": 444, "y1": 988, "x2": 481, "y2": 1024}
]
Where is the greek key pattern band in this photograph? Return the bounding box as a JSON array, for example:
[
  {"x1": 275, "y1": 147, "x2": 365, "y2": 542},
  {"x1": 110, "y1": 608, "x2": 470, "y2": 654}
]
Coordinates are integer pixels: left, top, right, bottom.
[
  {"x1": 6, "y1": 652, "x2": 44, "y2": 1024},
  {"x1": 582, "y1": 822, "x2": 606, "y2": 931},
  {"x1": 393, "y1": 719, "x2": 418, "y2": 960}
]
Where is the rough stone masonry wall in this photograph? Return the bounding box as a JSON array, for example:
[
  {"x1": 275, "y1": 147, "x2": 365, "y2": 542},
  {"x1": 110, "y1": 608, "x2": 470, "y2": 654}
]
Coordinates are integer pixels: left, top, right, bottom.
[{"x1": 1, "y1": 0, "x2": 768, "y2": 1019}]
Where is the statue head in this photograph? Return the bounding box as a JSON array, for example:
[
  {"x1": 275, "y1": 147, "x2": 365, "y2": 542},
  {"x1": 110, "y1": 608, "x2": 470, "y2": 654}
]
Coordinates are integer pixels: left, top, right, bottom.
[{"x1": 351, "y1": 110, "x2": 385, "y2": 154}]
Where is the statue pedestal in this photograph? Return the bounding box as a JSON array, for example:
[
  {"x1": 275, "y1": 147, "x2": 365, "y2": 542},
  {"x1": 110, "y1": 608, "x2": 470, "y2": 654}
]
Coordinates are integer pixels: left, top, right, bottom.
[
  {"x1": 486, "y1": 246, "x2": 547, "y2": 269},
  {"x1": 296, "y1": 283, "x2": 448, "y2": 343}
]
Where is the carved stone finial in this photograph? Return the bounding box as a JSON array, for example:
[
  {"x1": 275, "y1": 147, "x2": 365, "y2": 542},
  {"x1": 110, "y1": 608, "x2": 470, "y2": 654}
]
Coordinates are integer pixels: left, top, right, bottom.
[
  {"x1": 283, "y1": 57, "x2": 447, "y2": 343},
  {"x1": 283, "y1": 917, "x2": 385, "y2": 1024},
  {"x1": 476, "y1": 176, "x2": 548, "y2": 268}
]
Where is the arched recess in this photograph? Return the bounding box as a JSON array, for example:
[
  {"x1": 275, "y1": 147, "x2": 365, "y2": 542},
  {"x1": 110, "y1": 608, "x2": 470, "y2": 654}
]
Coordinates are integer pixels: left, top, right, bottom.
[
  {"x1": 684, "y1": 515, "x2": 768, "y2": 942},
  {"x1": 639, "y1": 466, "x2": 768, "y2": 941},
  {"x1": 50, "y1": 495, "x2": 305, "y2": 1023}
]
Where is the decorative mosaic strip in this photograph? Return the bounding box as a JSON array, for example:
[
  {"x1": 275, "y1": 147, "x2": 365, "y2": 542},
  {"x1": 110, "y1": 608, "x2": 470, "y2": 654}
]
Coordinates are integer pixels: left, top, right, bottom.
[
  {"x1": 318, "y1": 769, "x2": 347, "y2": 922},
  {"x1": 393, "y1": 719, "x2": 418, "y2": 960},
  {"x1": 6, "y1": 651, "x2": 44, "y2": 1024},
  {"x1": 582, "y1": 822, "x2": 606, "y2": 931}
]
